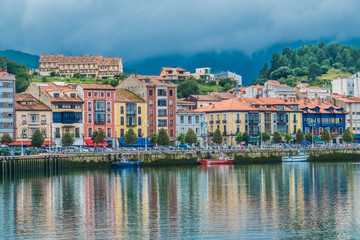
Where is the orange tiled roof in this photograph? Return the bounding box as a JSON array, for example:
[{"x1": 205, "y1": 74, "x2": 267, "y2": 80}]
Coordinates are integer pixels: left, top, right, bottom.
[
  {"x1": 196, "y1": 98, "x2": 263, "y2": 112},
  {"x1": 115, "y1": 89, "x2": 145, "y2": 103},
  {"x1": 78, "y1": 84, "x2": 115, "y2": 90},
  {"x1": 297, "y1": 99, "x2": 344, "y2": 113},
  {"x1": 188, "y1": 94, "x2": 221, "y2": 101},
  {"x1": 135, "y1": 75, "x2": 176, "y2": 86},
  {"x1": 31, "y1": 82, "x2": 83, "y2": 103},
  {"x1": 332, "y1": 94, "x2": 360, "y2": 103},
  {"x1": 15, "y1": 93, "x2": 51, "y2": 111}
]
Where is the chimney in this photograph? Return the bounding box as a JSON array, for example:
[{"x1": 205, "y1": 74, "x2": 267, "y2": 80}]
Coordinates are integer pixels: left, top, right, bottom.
[
  {"x1": 4, "y1": 68, "x2": 7, "y2": 73},
  {"x1": 317, "y1": 98, "x2": 321, "y2": 106}
]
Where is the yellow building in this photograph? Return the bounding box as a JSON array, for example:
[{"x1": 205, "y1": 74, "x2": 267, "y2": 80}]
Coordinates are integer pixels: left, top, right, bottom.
[
  {"x1": 39, "y1": 54, "x2": 123, "y2": 79},
  {"x1": 115, "y1": 89, "x2": 147, "y2": 142},
  {"x1": 197, "y1": 97, "x2": 302, "y2": 146}
]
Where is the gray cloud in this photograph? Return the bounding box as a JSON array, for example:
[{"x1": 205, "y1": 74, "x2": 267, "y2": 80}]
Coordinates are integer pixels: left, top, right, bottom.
[{"x1": 0, "y1": 0, "x2": 360, "y2": 60}]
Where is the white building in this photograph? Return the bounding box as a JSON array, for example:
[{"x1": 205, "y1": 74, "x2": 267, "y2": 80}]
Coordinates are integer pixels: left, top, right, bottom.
[
  {"x1": 191, "y1": 68, "x2": 215, "y2": 81},
  {"x1": 214, "y1": 71, "x2": 242, "y2": 85},
  {"x1": 332, "y1": 72, "x2": 360, "y2": 97},
  {"x1": 243, "y1": 85, "x2": 264, "y2": 98},
  {"x1": 263, "y1": 80, "x2": 296, "y2": 100}
]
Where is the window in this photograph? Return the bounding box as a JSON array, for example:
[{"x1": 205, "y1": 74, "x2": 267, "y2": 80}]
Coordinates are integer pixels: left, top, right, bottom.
[
  {"x1": 88, "y1": 114, "x2": 93, "y2": 123},
  {"x1": 169, "y1": 100, "x2": 173, "y2": 106},
  {"x1": 106, "y1": 102, "x2": 111, "y2": 111},
  {"x1": 88, "y1": 128, "x2": 93, "y2": 137},
  {"x1": 138, "y1": 129, "x2": 142, "y2": 137},
  {"x1": 94, "y1": 91, "x2": 98, "y2": 97},
  {"x1": 158, "y1": 100, "x2": 166, "y2": 106},
  {"x1": 55, "y1": 128, "x2": 60, "y2": 138},
  {"x1": 138, "y1": 116, "x2": 142, "y2": 125},
  {"x1": 195, "y1": 116, "x2": 199, "y2": 124},
  {"x1": 157, "y1": 89, "x2": 167, "y2": 96},
  {"x1": 158, "y1": 119, "x2": 167, "y2": 127},
  {"x1": 88, "y1": 101, "x2": 92, "y2": 111},
  {"x1": 180, "y1": 116, "x2": 184, "y2": 124},
  {"x1": 53, "y1": 93, "x2": 60, "y2": 98},
  {"x1": 149, "y1": 89, "x2": 153, "y2": 96},
  {"x1": 170, "y1": 120, "x2": 173, "y2": 126},
  {"x1": 75, "y1": 128, "x2": 80, "y2": 138},
  {"x1": 88, "y1": 91, "x2": 92, "y2": 97},
  {"x1": 170, "y1": 130, "x2": 174, "y2": 137},
  {"x1": 121, "y1": 117, "x2": 124, "y2": 125},
  {"x1": 100, "y1": 91, "x2": 105, "y2": 97},
  {"x1": 188, "y1": 116, "x2": 192, "y2": 124},
  {"x1": 149, "y1": 110, "x2": 154, "y2": 116},
  {"x1": 120, "y1": 106, "x2": 124, "y2": 114},
  {"x1": 107, "y1": 128, "x2": 111, "y2": 138},
  {"x1": 169, "y1": 90, "x2": 173, "y2": 96},
  {"x1": 120, "y1": 129, "x2": 125, "y2": 137},
  {"x1": 138, "y1": 106, "x2": 141, "y2": 114},
  {"x1": 170, "y1": 110, "x2": 173, "y2": 116},
  {"x1": 70, "y1": 93, "x2": 76, "y2": 98},
  {"x1": 107, "y1": 91, "x2": 111, "y2": 98},
  {"x1": 106, "y1": 113, "x2": 111, "y2": 123},
  {"x1": 149, "y1": 100, "x2": 153, "y2": 106}
]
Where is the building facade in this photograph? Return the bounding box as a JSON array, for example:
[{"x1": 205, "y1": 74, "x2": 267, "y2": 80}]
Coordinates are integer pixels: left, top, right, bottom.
[
  {"x1": 332, "y1": 72, "x2": 360, "y2": 97},
  {"x1": 190, "y1": 68, "x2": 215, "y2": 81},
  {"x1": 299, "y1": 99, "x2": 346, "y2": 142},
  {"x1": 39, "y1": 54, "x2": 123, "y2": 79},
  {"x1": 263, "y1": 80, "x2": 296, "y2": 100},
  {"x1": 117, "y1": 75, "x2": 177, "y2": 141},
  {"x1": 15, "y1": 93, "x2": 52, "y2": 145},
  {"x1": 0, "y1": 69, "x2": 15, "y2": 137},
  {"x1": 159, "y1": 67, "x2": 187, "y2": 80},
  {"x1": 214, "y1": 71, "x2": 242, "y2": 86},
  {"x1": 27, "y1": 82, "x2": 84, "y2": 146},
  {"x1": 76, "y1": 84, "x2": 115, "y2": 146},
  {"x1": 243, "y1": 85, "x2": 264, "y2": 98},
  {"x1": 115, "y1": 89, "x2": 147, "y2": 140},
  {"x1": 293, "y1": 83, "x2": 330, "y2": 99},
  {"x1": 184, "y1": 94, "x2": 222, "y2": 109}
]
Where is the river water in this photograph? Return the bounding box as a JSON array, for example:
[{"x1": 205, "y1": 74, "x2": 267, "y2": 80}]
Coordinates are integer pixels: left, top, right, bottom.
[{"x1": 1, "y1": 163, "x2": 360, "y2": 239}]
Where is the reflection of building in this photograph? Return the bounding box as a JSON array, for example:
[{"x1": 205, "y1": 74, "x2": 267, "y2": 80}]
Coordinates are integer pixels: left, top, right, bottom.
[
  {"x1": 299, "y1": 99, "x2": 346, "y2": 142},
  {"x1": 159, "y1": 67, "x2": 187, "y2": 80},
  {"x1": 115, "y1": 88, "x2": 146, "y2": 139},
  {"x1": 27, "y1": 82, "x2": 84, "y2": 145},
  {"x1": 39, "y1": 54, "x2": 123, "y2": 79},
  {"x1": 76, "y1": 84, "x2": 115, "y2": 146},
  {"x1": 14, "y1": 93, "x2": 52, "y2": 145},
  {"x1": 0, "y1": 69, "x2": 15, "y2": 137},
  {"x1": 190, "y1": 67, "x2": 215, "y2": 81},
  {"x1": 329, "y1": 94, "x2": 360, "y2": 142},
  {"x1": 118, "y1": 75, "x2": 177, "y2": 140}
]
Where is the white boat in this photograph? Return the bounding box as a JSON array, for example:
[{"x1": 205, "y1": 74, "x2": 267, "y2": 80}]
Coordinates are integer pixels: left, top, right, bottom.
[{"x1": 282, "y1": 150, "x2": 309, "y2": 162}]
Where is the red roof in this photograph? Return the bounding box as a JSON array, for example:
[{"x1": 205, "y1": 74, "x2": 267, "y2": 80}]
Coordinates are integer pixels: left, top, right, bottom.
[{"x1": 84, "y1": 138, "x2": 108, "y2": 147}]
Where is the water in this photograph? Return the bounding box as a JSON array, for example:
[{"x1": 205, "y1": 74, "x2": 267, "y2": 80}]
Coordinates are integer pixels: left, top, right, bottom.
[{"x1": 1, "y1": 163, "x2": 360, "y2": 239}]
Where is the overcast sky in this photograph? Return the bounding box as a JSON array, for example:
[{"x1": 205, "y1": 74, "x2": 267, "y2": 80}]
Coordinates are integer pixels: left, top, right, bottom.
[{"x1": 0, "y1": 0, "x2": 359, "y2": 60}]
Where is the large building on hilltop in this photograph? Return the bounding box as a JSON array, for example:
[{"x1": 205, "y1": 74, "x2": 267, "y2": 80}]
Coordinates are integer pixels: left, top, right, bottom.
[
  {"x1": 0, "y1": 69, "x2": 15, "y2": 137},
  {"x1": 117, "y1": 75, "x2": 177, "y2": 141},
  {"x1": 39, "y1": 54, "x2": 123, "y2": 79}
]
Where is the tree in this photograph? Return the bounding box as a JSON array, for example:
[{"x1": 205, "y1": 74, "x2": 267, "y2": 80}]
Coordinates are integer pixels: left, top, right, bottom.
[
  {"x1": 212, "y1": 128, "x2": 223, "y2": 145},
  {"x1": 235, "y1": 132, "x2": 243, "y2": 144},
  {"x1": 185, "y1": 128, "x2": 197, "y2": 145},
  {"x1": 273, "y1": 131, "x2": 283, "y2": 143},
  {"x1": 31, "y1": 128, "x2": 44, "y2": 148},
  {"x1": 242, "y1": 132, "x2": 251, "y2": 144},
  {"x1": 73, "y1": 72, "x2": 80, "y2": 79},
  {"x1": 150, "y1": 133, "x2": 158, "y2": 146},
  {"x1": 308, "y1": 63, "x2": 322, "y2": 80},
  {"x1": 177, "y1": 133, "x2": 186, "y2": 144},
  {"x1": 219, "y1": 78, "x2": 234, "y2": 87},
  {"x1": 1, "y1": 133, "x2": 13, "y2": 145},
  {"x1": 321, "y1": 128, "x2": 331, "y2": 143},
  {"x1": 342, "y1": 128, "x2": 354, "y2": 143},
  {"x1": 123, "y1": 129, "x2": 138, "y2": 145},
  {"x1": 261, "y1": 132, "x2": 271, "y2": 142},
  {"x1": 114, "y1": 73, "x2": 127, "y2": 80},
  {"x1": 91, "y1": 131, "x2": 98, "y2": 144},
  {"x1": 305, "y1": 133, "x2": 313, "y2": 142},
  {"x1": 223, "y1": 82, "x2": 233, "y2": 92},
  {"x1": 50, "y1": 71, "x2": 56, "y2": 77},
  {"x1": 157, "y1": 128, "x2": 170, "y2": 146},
  {"x1": 61, "y1": 132, "x2": 75, "y2": 147},
  {"x1": 270, "y1": 66, "x2": 292, "y2": 80},
  {"x1": 91, "y1": 129, "x2": 106, "y2": 146},
  {"x1": 284, "y1": 133, "x2": 292, "y2": 143},
  {"x1": 295, "y1": 129, "x2": 304, "y2": 143},
  {"x1": 177, "y1": 78, "x2": 199, "y2": 98}
]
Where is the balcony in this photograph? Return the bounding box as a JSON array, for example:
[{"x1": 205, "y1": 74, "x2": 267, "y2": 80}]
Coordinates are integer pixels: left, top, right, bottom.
[
  {"x1": 55, "y1": 134, "x2": 61, "y2": 138},
  {"x1": 94, "y1": 120, "x2": 106, "y2": 125},
  {"x1": 236, "y1": 120, "x2": 241, "y2": 123},
  {"x1": 41, "y1": 120, "x2": 47, "y2": 125},
  {"x1": 223, "y1": 131, "x2": 227, "y2": 135},
  {"x1": 127, "y1": 123, "x2": 137, "y2": 127},
  {"x1": 216, "y1": 120, "x2": 220, "y2": 124},
  {"x1": 209, "y1": 120, "x2": 214, "y2": 124},
  {"x1": 278, "y1": 120, "x2": 287, "y2": 125},
  {"x1": 249, "y1": 120, "x2": 259, "y2": 125},
  {"x1": 22, "y1": 120, "x2": 27, "y2": 125},
  {"x1": 158, "y1": 124, "x2": 167, "y2": 127},
  {"x1": 29, "y1": 121, "x2": 40, "y2": 125},
  {"x1": 158, "y1": 113, "x2": 167, "y2": 117},
  {"x1": 222, "y1": 120, "x2": 227, "y2": 123}
]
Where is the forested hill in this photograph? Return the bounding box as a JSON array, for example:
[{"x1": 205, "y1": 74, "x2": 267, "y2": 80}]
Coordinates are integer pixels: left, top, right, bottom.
[
  {"x1": 0, "y1": 50, "x2": 39, "y2": 69},
  {"x1": 251, "y1": 43, "x2": 359, "y2": 87}
]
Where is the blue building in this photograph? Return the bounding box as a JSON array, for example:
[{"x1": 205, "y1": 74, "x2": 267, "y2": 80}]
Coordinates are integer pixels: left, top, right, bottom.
[{"x1": 299, "y1": 99, "x2": 346, "y2": 142}]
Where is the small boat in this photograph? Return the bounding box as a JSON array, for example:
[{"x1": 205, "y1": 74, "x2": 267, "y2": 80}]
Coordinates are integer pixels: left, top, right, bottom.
[
  {"x1": 112, "y1": 155, "x2": 142, "y2": 168},
  {"x1": 200, "y1": 153, "x2": 234, "y2": 165},
  {"x1": 282, "y1": 150, "x2": 309, "y2": 162}
]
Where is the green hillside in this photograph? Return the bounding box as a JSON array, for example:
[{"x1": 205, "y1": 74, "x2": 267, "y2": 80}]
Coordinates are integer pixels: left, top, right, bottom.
[
  {"x1": 0, "y1": 50, "x2": 39, "y2": 69},
  {"x1": 251, "y1": 42, "x2": 359, "y2": 87}
]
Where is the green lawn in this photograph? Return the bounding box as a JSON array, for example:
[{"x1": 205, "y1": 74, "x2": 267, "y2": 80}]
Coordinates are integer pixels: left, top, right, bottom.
[
  {"x1": 320, "y1": 68, "x2": 352, "y2": 80},
  {"x1": 199, "y1": 84, "x2": 223, "y2": 94},
  {"x1": 32, "y1": 76, "x2": 100, "y2": 84}
]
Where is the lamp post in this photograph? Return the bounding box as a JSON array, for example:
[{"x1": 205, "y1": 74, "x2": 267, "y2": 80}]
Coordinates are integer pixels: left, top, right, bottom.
[
  {"x1": 114, "y1": 131, "x2": 117, "y2": 150},
  {"x1": 143, "y1": 120, "x2": 149, "y2": 151}
]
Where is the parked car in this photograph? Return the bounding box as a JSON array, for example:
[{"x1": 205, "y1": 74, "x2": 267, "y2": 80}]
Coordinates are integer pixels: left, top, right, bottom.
[{"x1": 178, "y1": 144, "x2": 191, "y2": 150}]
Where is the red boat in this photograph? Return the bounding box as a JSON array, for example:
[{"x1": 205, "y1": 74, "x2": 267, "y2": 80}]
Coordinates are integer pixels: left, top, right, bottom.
[{"x1": 200, "y1": 153, "x2": 234, "y2": 165}]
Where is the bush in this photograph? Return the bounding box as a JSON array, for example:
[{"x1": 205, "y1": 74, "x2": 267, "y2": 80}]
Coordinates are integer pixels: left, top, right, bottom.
[{"x1": 206, "y1": 80, "x2": 216, "y2": 86}]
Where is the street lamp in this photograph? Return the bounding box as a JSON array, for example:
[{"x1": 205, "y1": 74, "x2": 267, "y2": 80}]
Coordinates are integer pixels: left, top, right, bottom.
[
  {"x1": 114, "y1": 131, "x2": 117, "y2": 150},
  {"x1": 143, "y1": 120, "x2": 149, "y2": 151}
]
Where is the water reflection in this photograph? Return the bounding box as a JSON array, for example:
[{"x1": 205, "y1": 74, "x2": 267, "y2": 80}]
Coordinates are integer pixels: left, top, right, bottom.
[{"x1": 1, "y1": 163, "x2": 360, "y2": 238}]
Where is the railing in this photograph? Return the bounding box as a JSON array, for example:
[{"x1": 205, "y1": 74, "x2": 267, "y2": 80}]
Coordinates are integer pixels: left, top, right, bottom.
[
  {"x1": 55, "y1": 134, "x2": 61, "y2": 138},
  {"x1": 216, "y1": 120, "x2": 220, "y2": 124},
  {"x1": 94, "y1": 120, "x2": 105, "y2": 124},
  {"x1": 222, "y1": 120, "x2": 227, "y2": 123},
  {"x1": 209, "y1": 120, "x2": 214, "y2": 124},
  {"x1": 236, "y1": 120, "x2": 241, "y2": 123},
  {"x1": 41, "y1": 120, "x2": 47, "y2": 125},
  {"x1": 29, "y1": 121, "x2": 40, "y2": 125},
  {"x1": 22, "y1": 121, "x2": 27, "y2": 125},
  {"x1": 158, "y1": 124, "x2": 167, "y2": 127}
]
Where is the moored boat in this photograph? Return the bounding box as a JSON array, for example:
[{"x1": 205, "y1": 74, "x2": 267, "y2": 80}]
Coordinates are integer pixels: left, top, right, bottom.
[
  {"x1": 112, "y1": 155, "x2": 142, "y2": 168},
  {"x1": 282, "y1": 150, "x2": 309, "y2": 162},
  {"x1": 200, "y1": 153, "x2": 234, "y2": 165}
]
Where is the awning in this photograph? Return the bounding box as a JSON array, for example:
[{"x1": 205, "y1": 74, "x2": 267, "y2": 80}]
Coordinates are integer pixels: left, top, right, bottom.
[
  {"x1": 84, "y1": 138, "x2": 108, "y2": 147},
  {"x1": 249, "y1": 137, "x2": 260, "y2": 143},
  {"x1": 9, "y1": 140, "x2": 55, "y2": 146},
  {"x1": 118, "y1": 138, "x2": 153, "y2": 148}
]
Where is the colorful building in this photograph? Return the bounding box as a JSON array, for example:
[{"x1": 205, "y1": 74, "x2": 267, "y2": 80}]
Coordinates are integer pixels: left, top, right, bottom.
[
  {"x1": 117, "y1": 75, "x2": 177, "y2": 141},
  {"x1": 0, "y1": 69, "x2": 15, "y2": 137},
  {"x1": 76, "y1": 84, "x2": 115, "y2": 146},
  {"x1": 298, "y1": 99, "x2": 346, "y2": 142},
  {"x1": 114, "y1": 89, "x2": 147, "y2": 144},
  {"x1": 14, "y1": 93, "x2": 53, "y2": 146},
  {"x1": 27, "y1": 82, "x2": 84, "y2": 146},
  {"x1": 39, "y1": 54, "x2": 123, "y2": 79},
  {"x1": 159, "y1": 67, "x2": 187, "y2": 80}
]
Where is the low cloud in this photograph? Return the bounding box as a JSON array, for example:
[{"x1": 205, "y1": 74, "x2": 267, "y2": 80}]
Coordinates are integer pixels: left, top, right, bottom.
[{"x1": 0, "y1": 0, "x2": 359, "y2": 60}]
